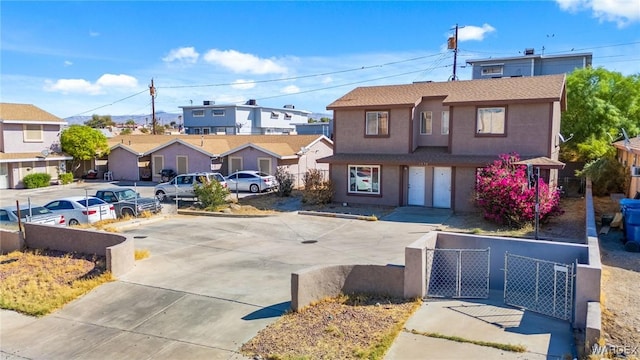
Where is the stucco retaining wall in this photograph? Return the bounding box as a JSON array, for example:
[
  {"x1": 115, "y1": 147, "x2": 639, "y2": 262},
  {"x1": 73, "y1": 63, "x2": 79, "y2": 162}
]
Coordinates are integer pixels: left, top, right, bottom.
[
  {"x1": 22, "y1": 223, "x2": 135, "y2": 277},
  {"x1": 291, "y1": 264, "x2": 405, "y2": 311}
]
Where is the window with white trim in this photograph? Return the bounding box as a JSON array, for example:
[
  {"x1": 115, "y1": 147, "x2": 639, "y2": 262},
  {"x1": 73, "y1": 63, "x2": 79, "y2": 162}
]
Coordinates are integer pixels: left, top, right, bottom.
[
  {"x1": 202, "y1": 128, "x2": 210, "y2": 135},
  {"x1": 420, "y1": 111, "x2": 432, "y2": 135},
  {"x1": 348, "y1": 165, "x2": 380, "y2": 194},
  {"x1": 284, "y1": 112, "x2": 292, "y2": 120},
  {"x1": 230, "y1": 157, "x2": 243, "y2": 173},
  {"x1": 23, "y1": 124, "x2": 43, "y2": 142},
  {"x1": 477, "y1": 107, "x2": 505, "y2": 135},
  {"x1": 258, "y1": 158, "x2": 271, "y2": 174},
  {"x1": 192, "y1": 109, "x2": 205, "y2": 117},
  {"x1": 271, "y1": 111, "x2": 280, "y2": 119},
  {"x1": 365, "y1": 111, "x2": 389, "y2": 136},
  {"x1": 193, "y1": 128, "x2": 201, "y2": 135},
  {"x1": 441, "y1": 111, "x2": 450, "y2": 135},
  {"x1": 481, "y1": 65, "x2": 503, "y2": 76},
  {"x1": 212, "y1": 109, "x2": 225, "y2": 116}
]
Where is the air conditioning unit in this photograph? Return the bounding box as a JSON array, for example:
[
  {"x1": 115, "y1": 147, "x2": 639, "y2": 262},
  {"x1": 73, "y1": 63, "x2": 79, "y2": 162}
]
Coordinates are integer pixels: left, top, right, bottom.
[{"x1": 632, "y1": 166, "x2": 640, "y2": 176}]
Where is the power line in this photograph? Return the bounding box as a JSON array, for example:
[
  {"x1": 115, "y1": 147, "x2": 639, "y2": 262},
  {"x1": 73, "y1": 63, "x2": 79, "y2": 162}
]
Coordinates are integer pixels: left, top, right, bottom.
[{"x1": 69, "y1": 89, "x2": 148, "y2": 117}]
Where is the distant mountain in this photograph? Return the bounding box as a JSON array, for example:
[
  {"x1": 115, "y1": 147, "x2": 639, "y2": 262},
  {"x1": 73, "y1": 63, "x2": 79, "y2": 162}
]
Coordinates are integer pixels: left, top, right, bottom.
[{"x1": 64, "y1": 112, "x2": 182, "y2": 126}]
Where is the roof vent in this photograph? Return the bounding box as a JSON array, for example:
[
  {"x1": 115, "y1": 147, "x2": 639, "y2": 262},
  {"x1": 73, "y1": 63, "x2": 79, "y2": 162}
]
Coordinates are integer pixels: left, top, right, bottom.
[
  {"x1": 284, "y1": 104, "x2": 295, "y2": 109},
  {"x1": 524, "y1": 48, "x2": 535, "y2": 55},
  {"x1": 246, "y1": 99, "x2": 257, "y2": 106},
  {"x1": 203, "y1": 100, "x2": 214, "y2": 106}
]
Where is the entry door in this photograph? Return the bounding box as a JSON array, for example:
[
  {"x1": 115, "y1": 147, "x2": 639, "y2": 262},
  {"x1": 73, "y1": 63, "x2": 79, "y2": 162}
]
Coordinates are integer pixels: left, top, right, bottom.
[
  {"x1": 408, "y1": 166, "x2": 425, "y2": 206},
  {"x1": 0, "y1": 163, "x2": 8, "y2": 189},
  {"x1": 433, "y1": 167, "x2": 452, "y2": 208}
]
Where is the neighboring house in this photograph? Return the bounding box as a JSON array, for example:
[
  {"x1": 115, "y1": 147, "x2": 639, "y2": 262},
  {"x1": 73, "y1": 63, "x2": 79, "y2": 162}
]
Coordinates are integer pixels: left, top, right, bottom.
[
  {"x1": 180, "y1": 100, "x2": 311, "y2": 135},
  {"x1": 320, "y1": 75, "x2": 567, "y2": 212},
  {"x1": 293, "y1": 120, "x2": 333, "y2": 139},
  {"x1": 0, "y1": 103, "x2": 72, "y2": 189},
  {"x1": 466, "y1": 50, "x2": 592, "y2": 79},
  {"x1": 613, "y1": 136, "x2": 640, "y2": 198},
  {"x1": 104, "y1": 134, "x2": 333, "y2": 187}
]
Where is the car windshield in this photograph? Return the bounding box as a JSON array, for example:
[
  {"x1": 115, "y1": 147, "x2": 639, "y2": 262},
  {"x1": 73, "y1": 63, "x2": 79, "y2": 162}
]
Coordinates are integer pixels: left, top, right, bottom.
[
  {"x1": 117, "y1": 189, "x2": 138, "y2": 201},
  {"x1": 12, "y1": 206, "x2": 52, "y2": 218},
  {"x1": 75, "y1": 198, "x2": 105, "y2": 207}
]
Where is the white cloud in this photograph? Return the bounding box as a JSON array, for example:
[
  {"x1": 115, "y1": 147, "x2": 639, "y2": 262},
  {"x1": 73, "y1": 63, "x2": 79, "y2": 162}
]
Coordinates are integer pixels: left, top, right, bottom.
[
  {"x1": 163, "y1": 47, "x2": 199, "y2": 64},
  {"x1": 44, "y1": 79, "x2": 102, "y2": 95},
  {"x1": 556, "y1": 0, "x2": 639, "y2": 27},
  {"x1": 458, "y1": 24, "x2": 496, "y2": 41},
  {"x1": 322, "y1": 76, "x2": 333, "y2": 84},
  {"x1": 64, "y1": 60, "x2": 73, "y2": 67},
  {"x1": 281, "y1": 85, "x2": 300, "y2": 94},
  {"x1": 203, "y1": 49, "x2": 288, "y2": 74},
  {"x1": 231, "y1": 79, "x2": 256, "y2": 90},
  {"x1": 96, "y1": 74, "x2": 138, "y2": 88},
  {"x1": 44, "y1": 74, "x2": 138, "y2": 95}
]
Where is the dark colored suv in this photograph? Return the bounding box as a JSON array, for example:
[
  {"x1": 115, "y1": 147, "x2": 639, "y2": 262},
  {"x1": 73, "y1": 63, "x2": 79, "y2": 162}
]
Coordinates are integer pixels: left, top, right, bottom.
[{"x1": 95, "y1": 187, "x2": 162, "y2": 218}]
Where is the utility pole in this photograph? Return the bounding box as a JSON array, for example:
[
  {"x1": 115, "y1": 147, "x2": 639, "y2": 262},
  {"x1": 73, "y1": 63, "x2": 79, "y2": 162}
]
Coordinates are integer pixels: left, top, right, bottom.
[
  {"x1": 149, "y1": 79, "x2": 157, "y2": 134},
  {"x1": 447, "y1": 24, "x2": 460, "y2": 81}
]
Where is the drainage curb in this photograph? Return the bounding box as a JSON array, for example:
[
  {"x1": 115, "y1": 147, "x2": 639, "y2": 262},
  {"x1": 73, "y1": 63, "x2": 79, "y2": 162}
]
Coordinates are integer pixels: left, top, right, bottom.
[{"x1": 297, "y1": 210, "x2": 377, "y2": 221}]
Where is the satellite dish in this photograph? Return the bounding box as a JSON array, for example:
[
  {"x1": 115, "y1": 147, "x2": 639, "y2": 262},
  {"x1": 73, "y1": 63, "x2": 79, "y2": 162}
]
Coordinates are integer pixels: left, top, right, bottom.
[
  {"x1": 41, "y1": 149, "x2": 50, "y2": 158},
  {"x1": 622, "y1": 128, "x2": 631, "y2": 151}
]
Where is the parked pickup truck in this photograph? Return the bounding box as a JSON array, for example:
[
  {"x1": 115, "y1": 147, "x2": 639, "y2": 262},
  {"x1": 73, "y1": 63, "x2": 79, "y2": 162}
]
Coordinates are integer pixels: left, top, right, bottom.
[{"x1": 95, "y1": 187, "x2": 162, "y2": 218}]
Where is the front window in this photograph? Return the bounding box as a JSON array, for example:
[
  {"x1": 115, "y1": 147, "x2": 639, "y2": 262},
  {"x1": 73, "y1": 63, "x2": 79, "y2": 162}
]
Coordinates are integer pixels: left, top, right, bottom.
[
  {"x1": 348, "y1": 165, "x2": 380, "y2": 194},
  {"x1": 23, "y1": 124, "x2": 43, "y2": 142},
  {"x1": 441, "y1": 111, "x2": 449, "y2": 135},
  {"x1": 481, "y1": 65, "x2": 503, "y2": 76},
  {"x1": 477, "y1": 107, "x2": 505, "y2": 135},
  {"x1": 420, "y1": 111, "x2": 432, "y2": 135},
  {"x1": 212, "y1": 109, "x2": 225, "y2": 116},
  {"x1": 365, "y1": 111, "x2": 389, "y2": 136},
  {"x1": 193, "y1": 128, "x2": 201, "y2": 135},
  {"x1": 192, "y1": 109, "x2": 205, "y2": 117},
  {"x1": 202, "y1": 128, "x2": 210, "y2": 135},
  {"x1": 271, "y1": 111, "x2": 280, "y2": 119}
]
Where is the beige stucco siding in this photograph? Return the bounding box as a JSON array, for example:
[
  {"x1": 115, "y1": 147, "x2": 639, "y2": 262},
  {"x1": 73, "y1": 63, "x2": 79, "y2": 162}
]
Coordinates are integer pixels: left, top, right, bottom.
[
  {"x1": 450, "y1": 103, "x2": 553, "y2": 156},
  {"x1": 335, "y1": 109, "x2": 411, "y2": 154},
  {"x1": 454, "y1": 166, "x2": 478, "y2": 212},
  {"x1": 414, "y1": 99, "x2": 449, "y2": 149}
]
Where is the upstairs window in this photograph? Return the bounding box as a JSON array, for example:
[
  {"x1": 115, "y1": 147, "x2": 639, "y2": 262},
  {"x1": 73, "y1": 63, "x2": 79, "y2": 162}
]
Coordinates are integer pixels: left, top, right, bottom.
[
  {"x1": 481, "y1": 65, "x2": 503, "y2": 76},
  {"x1": 441, "y1": 111, "x2": 450, "y2": 135},
  {"x1": 271, "y1": 111, "x2": 280, "y2": 119},
  {"x1": 212, "y1": 109, "x2": 225, "y2": 116},
  {"x1": 365, "y1": 111, "x2": 389, "y2": 136},
  {"x1": 23, "y1": 124, "x2": 43, "y2": 142},
  {"x1": 477, "y1": 107, "x2": 506, "y2": 135},
  {"x1": 192, "y1": 109, "x2": 205, "y2": 117},
  {"x1": 284, "y1": 112, "x2": 293, "y2": 120},
  {"x1": 420, "y1": 111, "x2": 432, "y2": 135}
]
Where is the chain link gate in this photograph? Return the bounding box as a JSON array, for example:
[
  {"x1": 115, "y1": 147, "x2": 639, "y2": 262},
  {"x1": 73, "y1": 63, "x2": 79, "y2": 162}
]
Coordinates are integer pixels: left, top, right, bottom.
[
  {"x1": 504, "y1": 252, "x2": 574, "y2": 321},
  {"x1": 426, "y1": 248, "x2": 490, "y2": 298}
]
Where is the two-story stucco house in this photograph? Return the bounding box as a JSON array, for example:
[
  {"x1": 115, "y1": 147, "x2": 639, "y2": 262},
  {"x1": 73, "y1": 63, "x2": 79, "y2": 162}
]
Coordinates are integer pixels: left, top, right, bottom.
[
  {"x1": 180, "y1": 100, "x2": 311, "y2": 135},
  {"x1": 0, "y1": 103, "x2": 72, "y2": 189},
  {"x1": 320, "y1": 75, "x2": 567, "y2": 212},
  {"x1": 613, "y1": 136, "x2": 640, "y2": 199},
  {"x1": 466, "y1": 50, "x2": 592, "y2": 79}
]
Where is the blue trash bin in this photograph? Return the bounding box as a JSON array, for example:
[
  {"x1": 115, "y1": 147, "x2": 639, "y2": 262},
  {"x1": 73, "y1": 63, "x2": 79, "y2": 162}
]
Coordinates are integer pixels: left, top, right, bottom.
[{"x1": 620, "y1": 198, "x2": 640, "y2": 216}]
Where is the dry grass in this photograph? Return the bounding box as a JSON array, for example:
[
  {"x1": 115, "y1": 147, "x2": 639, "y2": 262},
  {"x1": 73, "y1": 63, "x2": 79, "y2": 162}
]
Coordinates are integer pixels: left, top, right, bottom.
[
  {"x1": 241, "y1": 294, "x2": 421, "y2": 360},
  {"x1": 0, "y1": 249, "x2": 113, "y2": 316}
]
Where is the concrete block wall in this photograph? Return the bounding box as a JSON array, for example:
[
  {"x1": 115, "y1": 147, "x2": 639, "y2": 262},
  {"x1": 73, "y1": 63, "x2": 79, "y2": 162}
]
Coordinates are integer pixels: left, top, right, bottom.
[{"x1": 0, "y1": 229, "x2": 24, "y2": 254}]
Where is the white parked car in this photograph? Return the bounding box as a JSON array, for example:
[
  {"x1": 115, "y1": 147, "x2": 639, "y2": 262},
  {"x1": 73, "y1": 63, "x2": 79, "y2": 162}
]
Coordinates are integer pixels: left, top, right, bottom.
[
  {"x1": 0, "y1": 204, "x2": 66, "y2": 228},
  {"x1": 226, "y1": 170, "x2": 278, "y2": 193},
  {"x1": 44, "y1": 196, "x2": 117, "y2": 226},
  {"x1": 154, "y1": 172, "x2": 227, "y2": 201}
]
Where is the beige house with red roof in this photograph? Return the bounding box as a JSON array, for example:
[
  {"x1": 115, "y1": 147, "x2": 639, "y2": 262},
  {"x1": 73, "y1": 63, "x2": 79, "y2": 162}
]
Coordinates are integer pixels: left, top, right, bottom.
[
  {"x1": 104, "y1": 134, "x2": 332, "y2": 187},
  {"x1": 0, "y1": 103, "x2": 72, "y2": 189},
  {"x1": 321, "y1": 75, "x2": 567, "y2": 212},
  {"x1": 613, "y1": 136, "x2": 640, "y2": 199}
]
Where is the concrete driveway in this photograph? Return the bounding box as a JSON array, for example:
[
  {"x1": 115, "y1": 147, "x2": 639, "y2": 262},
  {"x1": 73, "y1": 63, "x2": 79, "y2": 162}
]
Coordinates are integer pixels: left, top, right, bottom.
[{"x1": 1, "y1": 211, "x2": 435, "y2": 359}]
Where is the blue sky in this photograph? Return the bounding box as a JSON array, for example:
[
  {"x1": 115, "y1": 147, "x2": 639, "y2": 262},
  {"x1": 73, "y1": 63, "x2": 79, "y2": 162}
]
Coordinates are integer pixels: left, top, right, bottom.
[{"x1": 1, "y1": 1, "x2": 639, "y2": 120}]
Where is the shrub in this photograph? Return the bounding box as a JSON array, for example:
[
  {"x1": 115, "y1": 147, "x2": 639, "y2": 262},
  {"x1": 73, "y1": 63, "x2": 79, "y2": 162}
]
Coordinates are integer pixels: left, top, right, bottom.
[
  {"x1": 302, "y1": 169, "x2": 334, "y2": 205},
  {"x1": 59, "y1": 172, "x2": 74, "y2": 185},
  {"x1": 194, "y1": 176, "x2": 230, "y2": 209},
  {"x1": 22, "y1": 173, "x2": 51, "y2": 189},
  {"x1": 475, "y1": 153, "x2": 562, "y2": 228},
  {"x1": 274, "y1": 166, "x2": 294, "y2": 197},
  {"x1": 576, "y1": 156, "x2": 627, "y2": 196}
]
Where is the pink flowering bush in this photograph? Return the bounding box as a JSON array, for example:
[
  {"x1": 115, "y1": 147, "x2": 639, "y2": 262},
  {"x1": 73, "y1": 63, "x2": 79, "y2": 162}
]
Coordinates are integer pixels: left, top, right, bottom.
[{"x1": 475, "y1": 153, "x2": 563, "y2": 228}]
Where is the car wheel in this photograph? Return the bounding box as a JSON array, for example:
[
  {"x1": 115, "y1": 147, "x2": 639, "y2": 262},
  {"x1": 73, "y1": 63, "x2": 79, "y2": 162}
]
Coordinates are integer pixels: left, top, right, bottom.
[
  {"x1": 250, "y1": 184, "x2": 260, "y2": 193},
  {"x1": 122, "y1": 208, "x2": 135, "y2": 218},
  {"x1": 155, "y1": 190, "x2": 166, "y2": 202},
  {"x1": 69, "y1": 219, "x2": 80, "y2": 226}
]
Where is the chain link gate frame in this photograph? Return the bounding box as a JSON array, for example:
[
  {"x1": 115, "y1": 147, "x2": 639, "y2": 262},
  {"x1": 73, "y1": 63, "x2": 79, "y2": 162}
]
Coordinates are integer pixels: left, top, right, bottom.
[
  {"x1": 504, "y1": 252, "x2": 575, "y2": 321},
  {"x1": 425, "y1": 248, "x2": 490, "y2": 299}
]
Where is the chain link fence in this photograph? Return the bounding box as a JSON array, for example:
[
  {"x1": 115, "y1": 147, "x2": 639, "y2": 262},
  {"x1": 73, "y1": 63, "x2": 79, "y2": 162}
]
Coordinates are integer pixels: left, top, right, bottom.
[
  {"x1": 426, "y1": 248, "x2": 490, "y2": 299},
  {"x1": 504, "y1": 252, "x2": 574, "y2": 321}
]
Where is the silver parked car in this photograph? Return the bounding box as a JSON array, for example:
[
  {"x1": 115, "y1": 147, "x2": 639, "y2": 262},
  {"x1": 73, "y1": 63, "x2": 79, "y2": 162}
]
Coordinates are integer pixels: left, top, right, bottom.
[
  {"x1": 226, "y1": 170, "x2": 278, "y2": 193},
  {"x1": 0, "y1": 204, "x2": 66, "y2": 228},
  {"x1": 154, "y1": 172, "x2": 227, "y2": 201},
  {"x1": 44, "y1": 196, "x2": 117, "y2": 226}
]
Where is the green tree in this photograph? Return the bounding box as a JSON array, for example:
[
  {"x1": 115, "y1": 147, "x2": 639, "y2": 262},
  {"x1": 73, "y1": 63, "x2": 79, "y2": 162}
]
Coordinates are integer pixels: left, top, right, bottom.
[
  {"x1": 60, "y1": 125, "x2": 109, "y2": 172},
  {"x1": 120, "y1": 128, "x2": 132, "y2": 135},
  {"x1": 320, "y1": 117, "x2": 331, "y2": 123},
  {"x1": 561, "y1": 67, "x2": 640, "y2": 162},
  {"x1": 307, "y1": 117, "x2": 317, "y2": 123},
  {"x1": 84, "y1": 114, "x2": 116, "y2": 128},
  {"x1": 125, "y1": 119, "x2": 136, "y2": 126}
]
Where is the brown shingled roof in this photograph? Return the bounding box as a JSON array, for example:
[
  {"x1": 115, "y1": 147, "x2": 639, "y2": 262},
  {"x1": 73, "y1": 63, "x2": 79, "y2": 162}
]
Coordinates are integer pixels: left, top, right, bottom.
[
  {"x1": 0, "y1": 103, "x2": 63, "y2": 122},
  {"x1": 326, "y1": 75, "x2": 566, "y2": 109}
]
